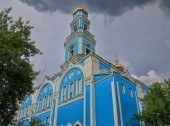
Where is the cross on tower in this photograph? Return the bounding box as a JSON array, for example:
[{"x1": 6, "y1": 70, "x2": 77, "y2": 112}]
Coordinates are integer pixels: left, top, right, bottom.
[
  {"x1": 114, "y1": 53, "x2": 119, "y2": 64},
  {"x1": 77, "y1": 0, "x2": 82, "y2": 6}
]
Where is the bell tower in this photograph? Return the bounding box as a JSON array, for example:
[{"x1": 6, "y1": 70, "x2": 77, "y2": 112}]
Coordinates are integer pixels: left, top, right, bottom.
[{"x1": 64, "y1": 6, "x2": 96, "y2": 62}]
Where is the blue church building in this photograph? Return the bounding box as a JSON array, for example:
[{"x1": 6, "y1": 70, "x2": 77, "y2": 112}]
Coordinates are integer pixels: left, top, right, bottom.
[{"x1": 17, "y1": 6, "x2": 148, "y2": 126}]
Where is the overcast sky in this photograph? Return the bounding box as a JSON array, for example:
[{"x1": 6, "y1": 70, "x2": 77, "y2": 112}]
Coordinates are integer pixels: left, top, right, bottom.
[{"x1": 1, "y1": 0, "x2": 170, "y2": 85}]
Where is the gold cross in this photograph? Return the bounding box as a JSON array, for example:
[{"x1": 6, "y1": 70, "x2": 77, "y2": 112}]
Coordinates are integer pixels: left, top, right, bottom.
[
  {"x1": 77, "y1": 0, "x2": 82, "y2": 6},
  {"x1": 114, "y1": 53, "x2": 119, "y2": 63}
]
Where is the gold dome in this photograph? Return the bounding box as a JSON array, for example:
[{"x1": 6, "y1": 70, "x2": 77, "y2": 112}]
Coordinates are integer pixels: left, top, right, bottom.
[
  {"x1": 114, "y1": 54, "x2": 125, "y2": 71},
  {"x1": 115, "y1": 62, "x2": 125, "y2": 71},
  {"x1": 72, "y1": 6, "x2": 88, "y2": 14}
]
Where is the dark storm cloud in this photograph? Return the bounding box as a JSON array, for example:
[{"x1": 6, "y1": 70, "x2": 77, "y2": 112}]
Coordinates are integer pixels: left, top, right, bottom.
[
  {"x1": 159, "y1": 0, "x2": 170, "y2": 14},
  {"x1": 20, "y1": 0, "x2": 170, "y2": 16}
]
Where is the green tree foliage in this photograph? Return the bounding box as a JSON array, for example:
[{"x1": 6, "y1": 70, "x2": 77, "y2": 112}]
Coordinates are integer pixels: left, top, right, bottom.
[
  {"x1": 135, "y1": 78, "x2": 170, "y2": 125},
  {"x1": 16, "y1": 118, "x2": 44, "y2": 126},
  {"x1": 0, "y1": 8, "x2": 41, "y2": 125},
  {"x1": 29, "y1": 118, "x2": 44, "y2": 126}
]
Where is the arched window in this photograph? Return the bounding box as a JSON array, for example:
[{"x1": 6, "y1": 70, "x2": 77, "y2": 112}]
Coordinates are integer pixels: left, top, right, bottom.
[
  {"x1": 62, "y1": 86, "x2": 66, "y2": 101},
  {"x1": 129, "y1": 88, "x2": 133, "y2": 97},
  {"x1": 74, "y1": 121, "x2": 81, "y2": 126},
  {"x1": 69, "y1": 82, "x2": 74, "y2": 98},
  {"x1": 41, "y1": 99, "x2": 43, "y2": 110},
  {"x1": 44, "y1": 96, "x2": 47, "y2": 109},
  {"x1": 49, "y1": 94, "x2": 52, "y2": 107},
  {"x1": 20, "y1": 95, "x2": 32, "y2": 118},
  {"x1": 69, "y1": 45, "x2": 74, "y2": 58},
  {"x1": 39, "y1": 99, "x2": 42, "y2": 111},
  {"x1": 121, "y1": 84, "x2": 125, "y2": 94},
  {"x1": 77, "y1": 79, "x2": 82, "y2": 95},
  {"x1": 86, "y1": 44, "x2": 91, "y2": 55},
  {"x1": 37, "y1": 84, "x2": 53, "y2": 111},
  {"x1": 59, "y1": 68, "x2": 84, "y2": 103}
]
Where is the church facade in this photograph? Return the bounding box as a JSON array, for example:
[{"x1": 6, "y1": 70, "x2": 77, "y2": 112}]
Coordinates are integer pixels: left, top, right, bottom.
[{"x1": 17, "y1": 6, "x2": 148, "y2": 126}]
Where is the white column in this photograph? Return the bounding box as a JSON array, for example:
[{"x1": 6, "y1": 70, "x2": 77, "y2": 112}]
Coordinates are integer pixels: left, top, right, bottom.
[
  {"x1": 111, "y1": 79, "x2": 119, "y2": 126},
  {"x1": 90, "y1": 83, "x2": 95, "y2": 126},
  {"x1": 116, "y1": 82, "x2": 123, "y2": 126}
]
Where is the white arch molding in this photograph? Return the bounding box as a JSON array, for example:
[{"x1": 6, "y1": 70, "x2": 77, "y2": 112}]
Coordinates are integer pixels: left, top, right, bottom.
[
  {"x1": 74, "y1": 121, "x2": 81, "y2": 126},
  {"x1": 67, "y1": 122, "x2": 72, "y2": 126}
]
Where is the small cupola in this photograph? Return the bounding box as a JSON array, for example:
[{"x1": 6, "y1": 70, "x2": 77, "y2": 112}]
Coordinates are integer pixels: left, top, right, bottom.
[
  {"x1": 72, "y1": 6, "x2": 88, "y2": 18},
  {"x1": 114, "y1": 54, "x2": 125, "y2": 71}
]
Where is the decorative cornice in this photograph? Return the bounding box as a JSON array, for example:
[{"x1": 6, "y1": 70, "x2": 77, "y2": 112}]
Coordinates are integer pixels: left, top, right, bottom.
[
  {"x1": 64, "y1": 30, "x2": 95, "y2": 46},
  {"x1": 70, "y1": 15, "x2": 90, "y2": 26}
]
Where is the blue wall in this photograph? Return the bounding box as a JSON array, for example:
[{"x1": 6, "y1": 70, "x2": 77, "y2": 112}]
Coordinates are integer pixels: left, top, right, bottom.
[
  {"x1": 20, "y1": 95, "x2": 32, "y2": 119},
  {"x1": 99, "y1": 61, "x2": 111, "y2": 71},
  {"x1": 114, "y1": 75, "x2": 140, "y2": 126},
  {"x1": 38, "y1": 83, "x2": 53, "y2": 100},
  {"x1": 21, "y1": 95, "x2": 32, "y2": 108},
  {"x1": 94, "y1": 76, "x2": 115, "y2": 126},
  {"x1": 85, "y1": 85, "x2": 90, "y2": 126},
  {"x1": 57, "y1": 99, "x2": 84, "y2": 126},
  {"x1": 59, "y1": 67, "x2": 84, "y2": 102},
  {"x1": 36, "y1": 111, "x2": 51, "y2": 125},
  {"x1": 22, "y1": 119, "x2": 29, "y2": 126}
]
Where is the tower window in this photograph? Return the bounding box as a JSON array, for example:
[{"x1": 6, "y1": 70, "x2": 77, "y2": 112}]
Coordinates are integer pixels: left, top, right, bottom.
[
  {"x1": 129, "y1": 88, "x2": 133, "y2": 97},
  {"x1": 69, "y1": 45, "x2": 74, "y2": 58},
  {"x1": 46, "y1": 116, "x2": 50, "y2": 125},
  {"x1": 84, "y1": 24, "x2": 87, "y2": 31},
  {"x1": 86, "y1": 44, "x2": 91, "y2": 55},
  {"x1": 121, "y1": 84, "x2": 125, "y2": 94},
  {"x1": 74, "y1": 25, "x2": 77, "y2": 32}
]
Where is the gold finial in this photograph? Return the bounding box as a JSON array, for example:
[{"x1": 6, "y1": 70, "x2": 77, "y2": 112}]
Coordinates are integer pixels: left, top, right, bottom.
[
  {"x1": 114, "y1": 53, "x2": 125, "y2": 71},
  {"x1": 115, "y1": 53, "x2": 119, "y2": 64}
]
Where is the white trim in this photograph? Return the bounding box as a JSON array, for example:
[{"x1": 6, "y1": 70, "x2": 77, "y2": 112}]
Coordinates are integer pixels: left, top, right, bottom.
[
  {"x1": 90, "y1": 84, "x2": 93, "y2": 126},
  {"x1": 34, "y1": 109, "x2": 51, "y2": 117},
  {"x1": 93, "y1": 83, "x2": 96, "y2": 126},
  {"x1": 58, "y1": 96, "x2": 84, "y2": 107},
  {"x1": 53, "y1": 99, "x2": 58, "y2": 126},
  {"x1": 67, "y1": 122, "x2": 72, "y2": 126},
  {"x1": 111, "y1": 79, "x2": 118, "y2": 126},
  {"x1": 49, "y1": 99, "x2": 53, "y2": 126},
  {"x1": 83, "y1": 85, "x2": 86, "y2": 126},
  {"x1": 116, "y1": 82, "x2": 123, "y2": 126}
]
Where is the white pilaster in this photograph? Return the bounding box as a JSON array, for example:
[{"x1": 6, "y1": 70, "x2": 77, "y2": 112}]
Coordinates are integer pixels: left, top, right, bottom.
[
  {"x1": 116, "y1": 82, "x2": 123, "y2": 126},
  {"x1": 111, "y1": 79, "x2": 118, "y2": 126},
  {"x1": 90, "y1": 83, "x2": 95, "y2": 126}
]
